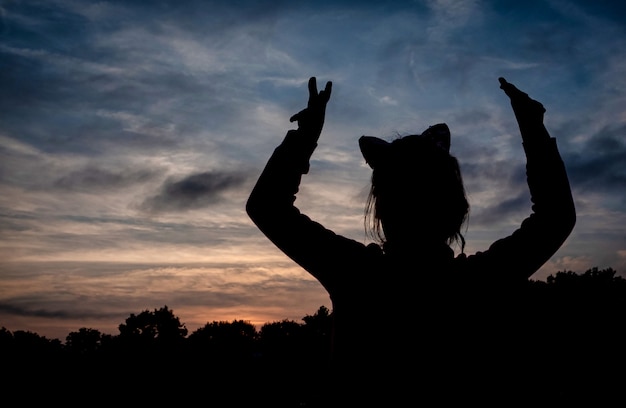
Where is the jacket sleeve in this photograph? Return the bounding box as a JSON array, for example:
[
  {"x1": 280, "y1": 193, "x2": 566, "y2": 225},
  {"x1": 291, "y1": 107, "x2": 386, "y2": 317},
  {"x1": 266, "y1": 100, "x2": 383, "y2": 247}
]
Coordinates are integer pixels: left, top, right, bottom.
[
  {"x1": 465, "y1": 136, "x2": 576, "y2": 282},
  {"x1": 246, "y1": 129, "x2": 369, "y2": 293}
]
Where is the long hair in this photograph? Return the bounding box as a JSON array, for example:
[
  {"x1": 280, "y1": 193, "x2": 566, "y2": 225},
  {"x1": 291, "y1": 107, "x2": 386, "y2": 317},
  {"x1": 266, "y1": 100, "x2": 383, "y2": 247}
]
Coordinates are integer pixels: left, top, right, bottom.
[{"x1": 364, "y1": 134, "x2": 470, "y2": 252}]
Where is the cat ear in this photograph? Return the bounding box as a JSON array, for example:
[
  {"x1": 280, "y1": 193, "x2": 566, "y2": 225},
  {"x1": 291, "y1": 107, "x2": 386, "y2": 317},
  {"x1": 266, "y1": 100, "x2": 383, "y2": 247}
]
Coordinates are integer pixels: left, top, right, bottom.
[
  {"x1": 422, "y1": 123, "x2": 450, "y2": 153},
  {"x1": 359, "y1": 136, "x2": 391, "y2": 169}
]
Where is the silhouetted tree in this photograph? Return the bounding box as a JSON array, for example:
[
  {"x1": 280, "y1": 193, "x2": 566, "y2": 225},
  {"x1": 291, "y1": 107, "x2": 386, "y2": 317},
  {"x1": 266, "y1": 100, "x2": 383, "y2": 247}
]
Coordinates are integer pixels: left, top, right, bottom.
[
  {"x1": 0, "y1": 326, "x2": 17, "y2": 371},
  {"x1": 302, "y1": 305, "x2": 332, "y2": 334},
  {"x1": 2, "y1": 329, "x2": 64, "y2": 391},
  {"x1": 108, "y1": 303, "x2": 189, "y2": 394},
  {"x1": 187, "y1": 319, "x2": 257, "y2": 360},
  {"x1": 117, "y1": 305, "x2": 187, "y2": 351},
  {"x1": 259, "y1": 319, "x2": 305, "y2": 358},
  {"x1": 547, "y1": 266, "x2": 622, "y2": 285},
  {"x1": 301, "y1": 305, "x2": 332, "y2": 362},
  {"x1": 255, "y1": 319, "x2": 316, "y2": 406},
  {"x1": 0, "y1": 329, "x2": 66, "y2": 402},
  {"x1": 11, "y1": 329, "x2": 63, "y2": 356},
  {"x1": 65, "y1": 327, "x2": 103, "y2": 355},
  {"x1": 187, "y1": 320, "x2": 262, "y2": 405},
  {"x1": 2, "y1": 278, "x2": 625, "y2": 405},
  {"x1": 83, "y1": 306, "x2": 188, "y2": 403},
  {"x1": 0, "y1": 326, "x2": 13, "y2": 349}
]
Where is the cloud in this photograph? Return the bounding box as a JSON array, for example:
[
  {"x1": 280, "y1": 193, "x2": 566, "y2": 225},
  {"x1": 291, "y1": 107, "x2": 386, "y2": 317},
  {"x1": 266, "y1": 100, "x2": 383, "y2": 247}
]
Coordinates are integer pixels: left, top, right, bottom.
[
  {"x1": 0, "y1": 302, "x2": 120, "y2": 320},
  {"x1": 470, "y1": 191, "x2": 531, "y2": 225},
  {"x1": 566, "y1": 124, "x2": 626, "y2": 196},
  {"x1": 54, "y1": 166, "x2": 157, "y2": 191},
  {"x1": 142, "y1": 171, "x2": 247, "y2": 212}
]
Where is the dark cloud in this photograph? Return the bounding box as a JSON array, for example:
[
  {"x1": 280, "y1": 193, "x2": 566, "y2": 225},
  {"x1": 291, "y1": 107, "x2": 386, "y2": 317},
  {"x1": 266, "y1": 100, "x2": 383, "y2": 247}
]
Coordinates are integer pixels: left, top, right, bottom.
[
  {"x1": 54, "y1": 166, "x2": 157, "y2": 191},
  {"x1": 565, "y1": 125, "x2": 626, "y2": 194},
  {"x1": 142, "y1": 171, "x2": 246, "y2": 212},
  {"x1": 0, "y1": 302, "x2": 121, "y2": 320},
  {"x1": 469, "y1": 190, "x2": 530, "y2": 226},
  {"x1": 0, "y1": 212, "x2": 36, "y2": 233}
]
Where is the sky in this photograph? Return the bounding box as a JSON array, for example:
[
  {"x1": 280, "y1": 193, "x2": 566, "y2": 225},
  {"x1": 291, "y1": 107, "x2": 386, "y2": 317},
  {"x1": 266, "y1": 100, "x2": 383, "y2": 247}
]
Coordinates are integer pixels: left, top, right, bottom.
[{"x1": 1, "y1": 0, "x2": 625, "y2": 341}]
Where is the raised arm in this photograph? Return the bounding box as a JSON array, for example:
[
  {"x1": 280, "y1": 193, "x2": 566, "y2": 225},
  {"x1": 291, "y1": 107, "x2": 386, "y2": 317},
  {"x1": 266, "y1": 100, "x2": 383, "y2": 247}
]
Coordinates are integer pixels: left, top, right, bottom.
[
  {"x1": 466, "y1": 78, "x2": 576, "y2": 281},
  {"x1": 246, "y1": 77, "x2": 332, "y2": 223},
  {"x1": 246, "y1": 78, "x2": 370, "y2": 291},
  {"x1": 498, "y1": 77, "x2": 550, "y2": 147}
]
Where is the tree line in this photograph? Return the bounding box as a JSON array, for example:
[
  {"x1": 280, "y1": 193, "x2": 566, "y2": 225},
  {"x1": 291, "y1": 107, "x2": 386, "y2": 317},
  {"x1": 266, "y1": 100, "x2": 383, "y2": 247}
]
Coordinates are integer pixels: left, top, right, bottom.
[
  {"x1": 1, "y1": 304, "x2": 333, "y2": 361},
  {"x1": 2, "y1": 267, "x2": 626, "y2": 406}
]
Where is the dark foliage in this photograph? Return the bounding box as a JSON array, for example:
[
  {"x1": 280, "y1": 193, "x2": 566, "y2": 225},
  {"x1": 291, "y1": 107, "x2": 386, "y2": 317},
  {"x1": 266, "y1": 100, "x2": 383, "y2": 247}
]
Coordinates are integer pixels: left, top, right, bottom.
[{"x1": 1, "y1": 269, "x2": 625, "y2": 406}]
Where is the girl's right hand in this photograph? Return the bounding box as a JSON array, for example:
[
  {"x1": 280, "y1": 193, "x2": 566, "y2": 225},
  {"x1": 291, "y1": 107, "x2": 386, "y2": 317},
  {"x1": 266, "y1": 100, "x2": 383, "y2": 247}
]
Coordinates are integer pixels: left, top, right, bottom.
[{"x1": 289, "y1": 77, "x2": 332, "y2": 138}]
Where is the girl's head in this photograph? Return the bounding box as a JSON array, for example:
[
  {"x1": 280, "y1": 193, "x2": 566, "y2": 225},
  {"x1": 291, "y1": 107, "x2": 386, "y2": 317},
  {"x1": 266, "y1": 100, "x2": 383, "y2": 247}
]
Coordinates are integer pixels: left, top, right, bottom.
[{"x1": 359, "y1": 124, "x2": 469, "y2": 251}]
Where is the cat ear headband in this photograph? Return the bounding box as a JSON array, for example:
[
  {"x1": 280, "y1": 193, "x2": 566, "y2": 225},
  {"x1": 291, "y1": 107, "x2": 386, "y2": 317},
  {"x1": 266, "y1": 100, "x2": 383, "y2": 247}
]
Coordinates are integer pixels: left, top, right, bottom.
[{"x1": 359, "y1": 123, "x2": 451, "y2": 169}]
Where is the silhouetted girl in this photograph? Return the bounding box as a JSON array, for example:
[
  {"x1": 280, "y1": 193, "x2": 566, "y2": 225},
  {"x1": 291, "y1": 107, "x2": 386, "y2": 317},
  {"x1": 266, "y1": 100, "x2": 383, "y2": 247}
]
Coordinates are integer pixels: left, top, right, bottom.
[{"x1": 247, "y1": 77, "x2": 575, "y2": 405}]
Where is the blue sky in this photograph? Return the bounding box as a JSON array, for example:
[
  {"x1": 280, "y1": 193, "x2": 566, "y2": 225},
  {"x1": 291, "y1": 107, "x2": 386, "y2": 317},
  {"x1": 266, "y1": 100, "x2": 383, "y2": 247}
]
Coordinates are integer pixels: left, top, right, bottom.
[{"x1": 1, "y1": 0, "x2": 625, "y2": 340}]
